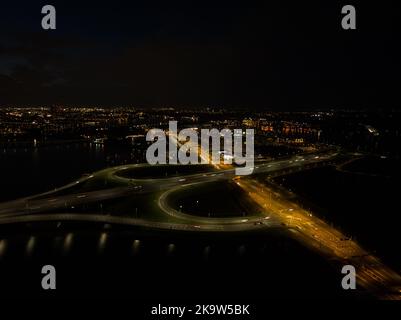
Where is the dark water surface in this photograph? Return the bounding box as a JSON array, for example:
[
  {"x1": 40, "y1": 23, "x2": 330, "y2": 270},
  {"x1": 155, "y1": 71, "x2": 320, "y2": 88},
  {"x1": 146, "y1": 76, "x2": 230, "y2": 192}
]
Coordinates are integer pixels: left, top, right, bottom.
[
  {"x1": 0, "y1": 143, "x2": 136, "y2": 202},
  {"x1": 0, "y1": 223, "x2": 358, "y2": 299}
]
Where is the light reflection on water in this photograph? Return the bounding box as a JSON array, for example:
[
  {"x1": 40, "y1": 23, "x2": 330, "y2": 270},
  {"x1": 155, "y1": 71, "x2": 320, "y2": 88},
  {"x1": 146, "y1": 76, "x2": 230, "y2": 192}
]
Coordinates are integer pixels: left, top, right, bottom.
[
  {"x1": 167, "y1": 243, "x2": 175, "y2": 255},
  {"x1": 132, "y1": 239, "x2": 140, "y2": 255},
  {"x1": 98, "y1": 232, "x2": 108, "y2": 253},
  {"x1": 203, "y1": 245, "x2": 211, "y2": 260},
  {"x1": 63, "y1": 233, "x2": 74, "y2": 254},
  {"x1": 0, "y1": 239, "x2": 7, "y2": 258},
  {"x1": 25, "y1": 236, "x2": 36, "y2": 257},
  {"x1": 238, "y1": 244, "x2": 246, "y2": 256},
  {"x1": 0, "y1": 233, "x2": 256, "y2": 265}
]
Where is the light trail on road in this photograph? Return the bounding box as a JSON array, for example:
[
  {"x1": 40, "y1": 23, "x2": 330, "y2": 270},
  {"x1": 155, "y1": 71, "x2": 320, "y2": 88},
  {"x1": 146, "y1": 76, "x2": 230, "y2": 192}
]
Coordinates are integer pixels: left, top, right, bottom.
[
  {"x1": 238, "y1": 178, "x2": 401, "y2": 299},
  {"x1": 172, "y1": 130, "x2": 401, "y2": 299},
  {"x1": 0, "y1": 130, "x2": 399, "y2": 299}
]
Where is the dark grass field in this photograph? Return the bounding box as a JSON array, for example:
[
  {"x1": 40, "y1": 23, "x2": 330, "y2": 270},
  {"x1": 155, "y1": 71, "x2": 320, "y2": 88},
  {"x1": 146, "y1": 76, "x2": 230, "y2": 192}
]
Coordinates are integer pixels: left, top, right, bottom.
[
  {"x1": 273, "y1": 157, "x2": 401, "y2": 271},
  {"x1": 166, "y1": 180, "x2": 260, "y2": 218}
]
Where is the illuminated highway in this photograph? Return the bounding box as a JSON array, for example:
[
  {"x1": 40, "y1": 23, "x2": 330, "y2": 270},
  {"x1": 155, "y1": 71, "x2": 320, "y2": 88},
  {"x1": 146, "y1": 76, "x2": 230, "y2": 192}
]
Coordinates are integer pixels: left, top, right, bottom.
[
  {"x1": 0, "y1": 150, "x2": 338, "y2": 219},
  {"x1": 0, "y1": 143, "x2": 399, "y2": 299},
  {"x1": 167, "y1": 132, "x2": 401, "y2": 299},
  {"x1": 238, "y1": 178, "x2": 401, "y2": 299},
  {"x1": 0, "y1": 212, "x2": 279, "y2": 232}
]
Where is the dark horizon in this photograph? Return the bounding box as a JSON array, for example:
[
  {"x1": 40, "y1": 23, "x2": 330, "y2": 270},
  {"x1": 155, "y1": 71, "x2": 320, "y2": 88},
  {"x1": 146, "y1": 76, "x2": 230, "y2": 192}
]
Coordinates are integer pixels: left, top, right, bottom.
[{"x1": 1, "y1": 1, "x2": 400, "y2": 109}]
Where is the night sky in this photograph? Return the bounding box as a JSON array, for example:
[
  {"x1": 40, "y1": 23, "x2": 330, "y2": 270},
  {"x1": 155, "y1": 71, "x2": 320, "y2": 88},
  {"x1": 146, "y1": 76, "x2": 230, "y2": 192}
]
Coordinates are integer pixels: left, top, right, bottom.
[{"x1": 0, "y1": 1, "x2": 400, "y2": 109}]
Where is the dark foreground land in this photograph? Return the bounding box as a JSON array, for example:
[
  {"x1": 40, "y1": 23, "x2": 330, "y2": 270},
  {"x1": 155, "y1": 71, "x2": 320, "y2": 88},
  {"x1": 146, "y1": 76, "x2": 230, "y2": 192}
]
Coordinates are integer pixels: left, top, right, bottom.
[{"x1": 273, "y1": 156, "x2": 401, "y2": 271}]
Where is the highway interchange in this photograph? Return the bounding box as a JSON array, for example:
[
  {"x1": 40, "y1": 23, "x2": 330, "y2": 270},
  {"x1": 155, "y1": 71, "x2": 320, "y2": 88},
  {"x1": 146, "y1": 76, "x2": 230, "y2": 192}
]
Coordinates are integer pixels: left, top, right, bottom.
[
  {"x1": 0, "y1": 147, "x2": 400, "y2": 299},
  {"x1": 0, "y1": 150, "x2": 337, "y2": 229}
]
